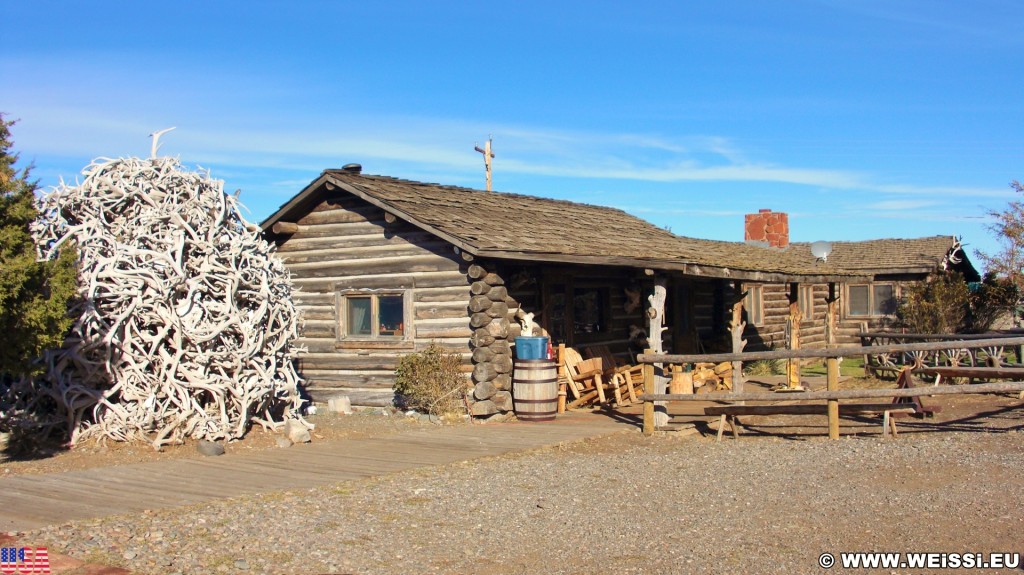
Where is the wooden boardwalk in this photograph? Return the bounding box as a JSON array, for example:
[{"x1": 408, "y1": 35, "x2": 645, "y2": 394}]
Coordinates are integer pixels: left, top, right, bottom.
[{"x1": 0, "y1": 413, "x2": 633, "y2": 532}]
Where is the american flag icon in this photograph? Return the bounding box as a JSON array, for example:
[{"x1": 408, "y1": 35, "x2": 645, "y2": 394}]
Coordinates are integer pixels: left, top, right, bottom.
[{"x1": 0, "y1": 547, "x2": 50, "y2": 574}]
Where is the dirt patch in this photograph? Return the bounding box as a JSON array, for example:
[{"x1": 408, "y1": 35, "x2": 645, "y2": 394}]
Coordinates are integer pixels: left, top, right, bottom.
[{"x1": 0, "y1": 408, "x2": 451, "y2": 477}]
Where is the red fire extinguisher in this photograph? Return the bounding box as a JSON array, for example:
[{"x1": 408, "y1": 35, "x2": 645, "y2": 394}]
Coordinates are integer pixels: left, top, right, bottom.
[{"x1": 546, "y1": 340, "x2": 554, "y2": 360}]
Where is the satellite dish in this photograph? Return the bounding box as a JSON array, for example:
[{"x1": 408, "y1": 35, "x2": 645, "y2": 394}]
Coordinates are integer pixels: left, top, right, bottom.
[{"x1": 811, "y1": 241, "x2": 833, "y2": 262}]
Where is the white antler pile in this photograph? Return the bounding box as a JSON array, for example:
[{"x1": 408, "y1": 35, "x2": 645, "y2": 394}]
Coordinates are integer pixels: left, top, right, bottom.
[{"x1": 23, "y1": 156, "x2": 304, "y2": 449}]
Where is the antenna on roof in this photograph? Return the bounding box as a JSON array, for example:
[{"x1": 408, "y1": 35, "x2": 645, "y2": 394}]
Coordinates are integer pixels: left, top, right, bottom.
[{"x1": 474, "y1": 135, "x2": 495, "y2": 191}]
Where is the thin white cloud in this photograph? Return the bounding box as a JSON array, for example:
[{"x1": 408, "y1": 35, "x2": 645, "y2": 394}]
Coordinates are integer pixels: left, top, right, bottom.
[
  {"x1": 867, "y1": 200, "x2": 939, "y2": 211},
  {"x1": 7, "y1": 98, "x2": 1007, "y2": 205}
]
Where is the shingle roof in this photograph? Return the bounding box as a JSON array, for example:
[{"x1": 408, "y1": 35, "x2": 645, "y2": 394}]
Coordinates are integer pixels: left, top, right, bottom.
[
  {"x1": 262, "y1": 169, "x2": 874, "y2": 282},
  {"x1": 789, "y1": 237, "x2": 979, "y2": 280}
]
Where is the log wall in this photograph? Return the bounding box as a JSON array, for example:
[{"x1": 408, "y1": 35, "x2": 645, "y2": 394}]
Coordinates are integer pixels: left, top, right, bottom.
[
  {"x1": 273, "y1": 194, "x2": 473, "y2": 406},
  {"x1": 746, "y1": 281, "x2": 911, "y2": 351}
]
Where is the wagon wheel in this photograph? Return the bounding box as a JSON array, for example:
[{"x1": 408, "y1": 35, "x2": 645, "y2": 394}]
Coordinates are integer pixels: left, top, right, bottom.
[
  {"x1": 980, "y1": 346, "x2": 1005, "y2": 369},
  {"x1": 905, "y1": 350, "x2": 928, "y2": 370},
  {"x1": 941, "y1": 348, "x2": 974, "y2": 385},
  {"x1": 872, "y1": 352, "x2": 899, "y2": 379}
]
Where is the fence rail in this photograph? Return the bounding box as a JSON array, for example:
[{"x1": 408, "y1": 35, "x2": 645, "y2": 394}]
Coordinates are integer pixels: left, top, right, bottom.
[
  {"x1": 858, "y1": 331, "x2": 1024, "y2": 377},
  {"x1": 637, "y1": 336, "x2": 1024, "y2": 438}
]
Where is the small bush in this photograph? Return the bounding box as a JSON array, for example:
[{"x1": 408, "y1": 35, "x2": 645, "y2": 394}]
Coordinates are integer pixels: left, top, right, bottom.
[
  {"x1": 896, "y1": 272, "x2": 969, "y2": 334},
  {"x1": 393, "y1": 343, "x2": 465, "y2": 416},
  {"x1": 743, "y1": 357, "x2": 785, "y2": 377}
]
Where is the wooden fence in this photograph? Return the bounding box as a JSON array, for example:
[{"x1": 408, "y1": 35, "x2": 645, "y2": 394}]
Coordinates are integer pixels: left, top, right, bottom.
[
  {"x1": 637, "y1": 336, "x2": 1024, "y2": 438},
  {"x1": 858, "y1": 331, "x2": 1024, "y2": 377}
]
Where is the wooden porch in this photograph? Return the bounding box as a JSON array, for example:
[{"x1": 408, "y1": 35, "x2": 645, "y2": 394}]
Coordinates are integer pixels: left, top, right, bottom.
[{"x1": 0, "y1": 413, "x2": 631, "y2": 532}]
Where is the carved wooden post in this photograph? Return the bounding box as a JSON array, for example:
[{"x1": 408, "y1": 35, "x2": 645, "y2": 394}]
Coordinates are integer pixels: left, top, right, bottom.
[
  {"x1": 786, "y1": 282, "x2": 803, "y2": 390},
  {"x1": 647, "y1": 277, "x2": 670, "y2": 428},
  {"x1": 730, "y1": 281, "x2": 747, "y2": 395},
  {"x1": 826, "y1": 282, "x2": 839, "y2": 439}
]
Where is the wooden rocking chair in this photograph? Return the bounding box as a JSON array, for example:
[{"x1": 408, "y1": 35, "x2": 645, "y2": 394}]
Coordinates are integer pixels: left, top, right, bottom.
[
  {"x1": 583, "y1": 345, "x2": 645, "y2": 406},
  {"x1": 561, "y1": 345, "x2": 646, "y2": 408},
  {"x1": 562, "y1": 347, "x2": 610, "y2": 408}
]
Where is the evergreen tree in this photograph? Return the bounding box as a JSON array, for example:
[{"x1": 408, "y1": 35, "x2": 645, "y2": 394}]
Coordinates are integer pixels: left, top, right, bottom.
[{"x1": 0, "y1": 115, "x2": 77, "y2": 377}]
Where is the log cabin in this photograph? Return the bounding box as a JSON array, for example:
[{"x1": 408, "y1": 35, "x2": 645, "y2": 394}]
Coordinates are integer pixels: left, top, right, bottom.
[
  {"x1": 740, "y1": 209, "x2": 979, "y2": 351},
  {"x1": 261, "y1": 165, "x2": 865, "y2": 411}
]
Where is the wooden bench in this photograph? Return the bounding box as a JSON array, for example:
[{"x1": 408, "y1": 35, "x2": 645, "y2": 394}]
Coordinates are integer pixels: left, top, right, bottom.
[{"x1": 704, "y1": 403, "x2": 917, "y2": 441}]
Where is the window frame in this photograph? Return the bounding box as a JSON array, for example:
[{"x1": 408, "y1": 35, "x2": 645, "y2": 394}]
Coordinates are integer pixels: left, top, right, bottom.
[
  {"x1": 845, "y1": 282, "x2": 898, "y2": 318},
  {"x1": 799, "y1": 284, "x2": 815, "y2": 319},
  {"x1": 744, "y1": 285, "x2": 764, "y2": 327},
  {"x1": 336, "y1": 289, "x2": 414, "y2": 349}
]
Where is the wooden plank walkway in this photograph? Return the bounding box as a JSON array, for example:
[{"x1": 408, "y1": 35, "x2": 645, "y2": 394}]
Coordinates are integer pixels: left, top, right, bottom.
[{"x1": 0, "y1": 413, "x2": 632, "y2": 532}]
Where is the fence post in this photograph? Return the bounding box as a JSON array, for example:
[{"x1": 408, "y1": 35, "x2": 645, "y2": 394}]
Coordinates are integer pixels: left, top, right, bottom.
[
  {"x1": 642, "y1": 353, "x2": 655, "y2": 436},
  {"x1": 827, "y1": 356, "x2": 840, "y2": 439},
  {"x1": 827, "y1": 282, "x2": 840, "y2": 439}
]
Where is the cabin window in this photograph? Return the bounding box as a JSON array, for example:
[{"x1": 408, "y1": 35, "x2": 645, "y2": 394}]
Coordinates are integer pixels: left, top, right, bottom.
[
  {"x1": 846, "y1": 283, "x2": 897, "y2": 317},
  {"x1": 339, "y1": 291, "x2": 408, "y2": 339},
  {"x1": 743, "y1": 285, "x2": 764, "y2": 327},
  {"x1": 799, "y1": 285, "x2": 815, "y2": 319},
  {"x1": 573, "y1": 287, "x2": 609, "y2": 335}
]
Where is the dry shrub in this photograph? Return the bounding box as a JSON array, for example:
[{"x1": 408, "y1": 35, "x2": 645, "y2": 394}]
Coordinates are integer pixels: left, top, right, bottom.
[{"x1": 394, "y1": 343, "x2": 465, "y2": 416}]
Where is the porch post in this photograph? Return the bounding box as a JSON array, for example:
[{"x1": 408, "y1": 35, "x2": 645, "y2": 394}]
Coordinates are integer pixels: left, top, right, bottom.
[
  {"x1": 786, "y1": 282, "x2": 803, "y2": 390},
  {"x1": 826, "y1": 282, "x2": 839, "y2": 439},
  {"x1": 648, "y1": 276, "x2": 670, "y2": 428},
  {"x1": 730, "y1": 281, "x2": 746, "y2": 395}
]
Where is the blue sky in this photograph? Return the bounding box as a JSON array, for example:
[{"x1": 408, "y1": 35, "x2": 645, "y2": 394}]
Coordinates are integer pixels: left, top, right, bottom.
[{"x1": 3, "y1": 1, "x2": 1021, "y2": 266}]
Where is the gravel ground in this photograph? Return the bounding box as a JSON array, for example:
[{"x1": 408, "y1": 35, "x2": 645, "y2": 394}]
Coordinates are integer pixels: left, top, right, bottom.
[{"x1": 19, "y1": 397, "x2": 1024, "y2": 575}]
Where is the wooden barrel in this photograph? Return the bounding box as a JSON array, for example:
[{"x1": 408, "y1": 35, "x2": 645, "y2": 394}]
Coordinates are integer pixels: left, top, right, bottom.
[{"x1": 512, "y1": 359, "x2": 558, "y2": 422}]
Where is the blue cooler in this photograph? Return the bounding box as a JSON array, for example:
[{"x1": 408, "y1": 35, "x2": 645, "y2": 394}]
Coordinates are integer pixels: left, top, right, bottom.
[{"x1": 515, "y1": 336, "x2": 549, "y2": 360}]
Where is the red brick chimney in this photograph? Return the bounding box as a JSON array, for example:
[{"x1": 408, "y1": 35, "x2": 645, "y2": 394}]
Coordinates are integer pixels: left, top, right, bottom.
[{"x1": 744, "y1": 209, "x2": 789, "y2": 248}]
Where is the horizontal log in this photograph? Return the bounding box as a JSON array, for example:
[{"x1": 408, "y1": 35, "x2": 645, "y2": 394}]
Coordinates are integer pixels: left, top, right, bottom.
[
  {"x1": 474, "y1": 380, "x2": 497, "y2": 401},
  {"x1": 915, "y1": 367, "x2": 1024, "y2": 379},
  {"x1": 415, "y1": 305, "x2": 468, "y2": 320},
  {"x1": 470, "y1": 312, "x2": 491, "y2": 328},
  {"x1": 486, "y1": 286, "x2": 508, "y2": 301},
  {"x1": 482, "y1": 272, "x2": 504, "y2": 286},
  {"x1": 277, "y1": 241, "x2": 453, "y2": 264},
  {"x1": 486, "y1": 302, "x2": 509, "y2": 319},
  {"x1": 493, "y1": 373, "x2": 511, "y2": 390},
  {"x1": 272, "y1": 221, "x2": 299, "y2": 234},
  {"x1": 300, "y1": 326, "x2": 336, "y2": 339},
  {"x1": 288, "y1": 254, "x2": 463, "y2": 276},
  {"x1": 704, "y1": 403, "x2": 915, "y2": 416},
  {"x1": 301, "y1": 376, "x2": 395, "y2": 390},
  {"x1": 332, "y1": 389, "x2": 395, "y2": 408},
  {"x1": 473, "y1": 347, "x2": 495, "y2": 363},
  {"x1": 473, "y1": 362, "x2": 497, "y2": 383},
  {"x1": 493, "y1": 354, "x2": 513, "y2": 374},
  {"x1": 277, "y1": 230, "x2": 439, "y2": 251},
  {"x1": 291, "y1": 220, "x2": 387, "y2": 235},
  {"x1": 470, "y1": 281, "x2": 491, "y2": 296},
  {"x1": 415, "y1": 287, "x2": 471, "y2": 303},
  {"x1": 640, "y1": 336, "x2": 1024, "y2": 364},
  {"x1": 413, "y1": 325, "x2": 474, "y2": 339},
  {"x1": 469, "y1": 295, "x2": 493, "y2": 313},
  {"x1": 860, "y1": 331, "x2": 1024, "y2": 341},
  {"x1": 471, "y1": 329, "x2": 495, "y2": 348},
  {"x1": 300, "y1": 306, "x2": 336, "y2": 321},
  {"x1": 640, "y1": 381, "x2": 1024, "y2": 402},
  {"x1": 486, "y1": 318, "x2": 510, "y2": 339},
  {"x1": 468, "y1": 264, "x2": 487, "y2": 279},
  {"x1": 298, "y1": 206, "x2": 376, "y2": 225},
  {"x1": 292, "y1": 271, "x2": 468, "y2": 292},
  {"x1": 300, "y1": 358, "x2": 398, "y2": 370}
]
